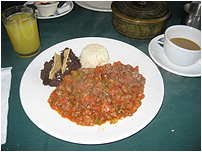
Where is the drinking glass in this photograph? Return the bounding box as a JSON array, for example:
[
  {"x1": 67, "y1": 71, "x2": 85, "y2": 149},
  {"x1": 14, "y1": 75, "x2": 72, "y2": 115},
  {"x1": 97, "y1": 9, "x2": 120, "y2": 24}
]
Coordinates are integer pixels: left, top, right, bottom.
[{"x1": 2, "y1": 5, "x2": 41, "y2": 58}]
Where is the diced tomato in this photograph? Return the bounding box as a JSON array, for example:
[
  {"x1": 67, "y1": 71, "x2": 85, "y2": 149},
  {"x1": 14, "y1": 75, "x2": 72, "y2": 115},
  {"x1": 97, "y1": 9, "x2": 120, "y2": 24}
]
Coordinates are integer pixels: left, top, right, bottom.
[
  {"x1": 92, "y1": 105, "x2": 99, "y2": 110},
  {"x1": 62, "y1": 112, "x2": 68, "y2": 118},
  {"x1": 94, "y1": 66, "x2": 100, "y2": 74},
  {"x1": 81, "y1": 94, "x2": 87, "y2": 101},
  {"x1": 132, "y1": 87, "x2": 139, "y2": 93},
  {"x1": 68, "y1": 107, "x2": 72, "y2": 113},
  {"x1": 103, "y1": 77, "x2": 110, "y2": 84},
  {"x1": 50, "y1": 104, "x2": 57, "y2": 110},
  {"x1": 134, "y1": 100, "x2": 140, "y2": 107},
  {"x1": 134, "y1": 66, "x2": 139, "y2": 71},
  {"x1": 50, "y1": 91, "x2": 57, "y2": 98},
  {"x1": 102, "y1": 102, "x2": 112, "y2": 113},
  {"x1": 129, "y1": 101, "x2": 133, "y2": 105},
  {"x1": 138, "y1": 93, "x2": 145, "y2": 100},
  {"x1": 62, "y1": 97, "x2": 68, "y2": 103},
  {"x1": 86, "y1": 96, "x2": 95, "y2": 104},
  {"x1": 87, "y1": 73, "x2": 91, "y2": 78},
  {"x1": 117, "y1": 82, "x2": 122, "y2": 87},
  {"x1": 108, "y1": 88, "x2": 115, "y2": 95},
  {"x1": 113, "y1": 61, "x2": 122, "y2": 66},
  {"x1": 114, "y1": 86, "x2": 121, "y2": 91},
  {"x1": 63, "y1": 92, "x2": 68, "y2": 96},
  {"x1": 126, "y1": 76, "x2": 132, "y2": 82},
  {"x1": 81, "y1": 83, "x2": 87, "y2": 90}
]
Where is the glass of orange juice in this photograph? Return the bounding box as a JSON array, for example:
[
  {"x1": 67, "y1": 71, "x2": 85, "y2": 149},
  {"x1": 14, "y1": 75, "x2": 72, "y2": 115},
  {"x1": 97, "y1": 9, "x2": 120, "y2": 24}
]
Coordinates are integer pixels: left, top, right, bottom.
[{"x1": 2, "y1": 5, "x2": 41, "y2": 58}]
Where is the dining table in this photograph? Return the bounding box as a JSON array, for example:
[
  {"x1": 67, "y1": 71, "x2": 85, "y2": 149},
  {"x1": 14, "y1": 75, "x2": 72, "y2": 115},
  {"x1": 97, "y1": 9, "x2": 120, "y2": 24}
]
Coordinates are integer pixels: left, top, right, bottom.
[{"x1": 1, "y1": 1, "x2": 201, "y2": 151}]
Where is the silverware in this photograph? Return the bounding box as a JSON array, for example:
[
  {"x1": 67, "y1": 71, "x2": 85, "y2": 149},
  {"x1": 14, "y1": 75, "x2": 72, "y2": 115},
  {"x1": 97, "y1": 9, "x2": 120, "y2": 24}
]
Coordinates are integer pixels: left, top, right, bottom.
[
  {"x1": 157, "y1": 37, "x2": 164, "y2": 47},
  {"x1": 58, "y1": 1, "x2": 66, "y2": 8}
]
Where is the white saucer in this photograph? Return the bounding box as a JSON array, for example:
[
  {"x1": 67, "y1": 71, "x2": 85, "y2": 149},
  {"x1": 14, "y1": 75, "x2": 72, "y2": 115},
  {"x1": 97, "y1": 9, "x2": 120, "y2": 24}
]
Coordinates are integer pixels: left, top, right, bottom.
[
  {"x1": 148, "y1": 34, "x2": 201, "y2": 77},
  {"x1": 24, "y1": 1, "x2": 74, "y2": 19}
]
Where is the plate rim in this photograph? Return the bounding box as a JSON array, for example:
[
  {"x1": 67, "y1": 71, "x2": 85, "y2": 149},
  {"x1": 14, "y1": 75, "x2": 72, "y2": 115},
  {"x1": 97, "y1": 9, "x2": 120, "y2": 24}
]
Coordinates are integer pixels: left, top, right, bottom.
[{"x1": 75, "y1": 1, "x2": 112, "y2": 12}]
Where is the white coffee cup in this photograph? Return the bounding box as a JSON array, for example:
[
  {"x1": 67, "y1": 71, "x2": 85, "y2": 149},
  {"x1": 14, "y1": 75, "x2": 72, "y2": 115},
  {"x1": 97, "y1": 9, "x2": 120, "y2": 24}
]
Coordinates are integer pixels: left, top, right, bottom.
[{"x1": 164, "y1": 25, "x2": 201, "y2": 66}]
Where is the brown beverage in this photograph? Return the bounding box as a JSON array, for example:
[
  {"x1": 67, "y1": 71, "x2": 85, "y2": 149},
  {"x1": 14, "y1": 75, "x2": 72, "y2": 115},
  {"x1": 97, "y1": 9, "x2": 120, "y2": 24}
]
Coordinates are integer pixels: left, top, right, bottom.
[{"x1": 170, "y1": 38, "x2": 200, "y2": 50}]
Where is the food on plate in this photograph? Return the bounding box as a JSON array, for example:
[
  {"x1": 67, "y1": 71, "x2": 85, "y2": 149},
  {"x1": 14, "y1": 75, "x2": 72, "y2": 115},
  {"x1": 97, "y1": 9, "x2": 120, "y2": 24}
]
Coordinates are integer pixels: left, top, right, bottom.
[
  {"x1": 48, "y1": 61, "x2": 146, "y2": 126},
  {"x1": 80, "y1": 44, "x2": 110, "y2": 68},
  {"x1": 49, "y1": 52, "x2": 62, "y2": 80},
  {"x1": 40, "y1": 48, "x2": 81, "y2": 87}
]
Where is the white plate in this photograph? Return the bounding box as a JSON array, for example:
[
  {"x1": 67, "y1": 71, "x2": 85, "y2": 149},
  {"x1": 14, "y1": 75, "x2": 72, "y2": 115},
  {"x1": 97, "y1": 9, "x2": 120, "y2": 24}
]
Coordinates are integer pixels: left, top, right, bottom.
[
  {"x1": 149, "y1": 34, "x2": 201, "y2": 77},
  {"x1": 24, "y1": 1, "x2": 74, "y2": 19},
  {"x1": 20, "y1": 37, "x2": 164, "y2": 144},
  {"x1": 75, "y1": 1, "x2": 112, "y2": 12}
]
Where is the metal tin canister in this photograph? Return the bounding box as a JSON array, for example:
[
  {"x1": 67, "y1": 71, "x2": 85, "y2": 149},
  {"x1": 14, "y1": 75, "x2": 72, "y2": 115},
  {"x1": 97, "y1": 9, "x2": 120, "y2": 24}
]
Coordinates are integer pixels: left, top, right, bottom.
[{"x1": 181, "y1": 2, "x2": 201, "y2": 30}]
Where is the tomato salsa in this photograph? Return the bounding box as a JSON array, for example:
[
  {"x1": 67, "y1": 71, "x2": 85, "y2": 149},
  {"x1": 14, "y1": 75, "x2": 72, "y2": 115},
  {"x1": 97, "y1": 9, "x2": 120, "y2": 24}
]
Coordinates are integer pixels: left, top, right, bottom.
[{"x1": 48, "y1": 61, "x2": 146, "y2": 126}]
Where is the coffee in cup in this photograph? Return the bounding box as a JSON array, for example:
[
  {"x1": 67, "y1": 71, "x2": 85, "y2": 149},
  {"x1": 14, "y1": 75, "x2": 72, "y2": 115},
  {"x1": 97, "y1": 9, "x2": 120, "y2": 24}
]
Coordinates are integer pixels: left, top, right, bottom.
[{"x1": 164, "y1": 25, "x2": 201, "y2": 66}]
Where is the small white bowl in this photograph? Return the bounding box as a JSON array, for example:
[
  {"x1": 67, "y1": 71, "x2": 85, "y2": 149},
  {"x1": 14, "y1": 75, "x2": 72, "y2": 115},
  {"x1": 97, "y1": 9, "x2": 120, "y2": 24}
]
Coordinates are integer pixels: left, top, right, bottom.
[{"x1": 34, "y1": 1, "x2": 59, "y2": 17}]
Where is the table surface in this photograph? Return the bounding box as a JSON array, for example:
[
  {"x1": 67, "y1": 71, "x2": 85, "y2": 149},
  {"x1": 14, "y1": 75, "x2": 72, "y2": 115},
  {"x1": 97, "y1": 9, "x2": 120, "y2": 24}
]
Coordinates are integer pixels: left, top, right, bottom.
[{"x1": 1, "y1": 1, "x2": 201, "y2": 151}]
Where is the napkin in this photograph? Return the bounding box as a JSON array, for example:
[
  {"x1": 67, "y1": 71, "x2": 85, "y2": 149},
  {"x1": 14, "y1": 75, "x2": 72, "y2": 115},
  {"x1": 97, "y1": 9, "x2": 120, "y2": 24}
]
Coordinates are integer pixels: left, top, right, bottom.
[
  {"x1": 57, "y1": 2, "x2": 71, "y2": 14},
  {"x1": 1, "y1": 67, "x2": 12, "y2": 145}
]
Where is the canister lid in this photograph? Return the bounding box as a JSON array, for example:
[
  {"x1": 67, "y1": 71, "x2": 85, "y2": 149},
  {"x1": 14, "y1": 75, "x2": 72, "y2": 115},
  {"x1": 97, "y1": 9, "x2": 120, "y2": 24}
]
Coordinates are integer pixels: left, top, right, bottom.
[{"x1": 111, "y1": 1, "x2": 171, "y2": 23}]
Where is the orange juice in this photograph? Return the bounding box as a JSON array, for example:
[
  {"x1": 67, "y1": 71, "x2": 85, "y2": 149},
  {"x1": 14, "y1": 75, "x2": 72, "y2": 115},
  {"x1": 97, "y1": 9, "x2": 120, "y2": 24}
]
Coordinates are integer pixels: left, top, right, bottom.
[{"x1": 4, "y1": 12, "x2": 40, "y2": 58}]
